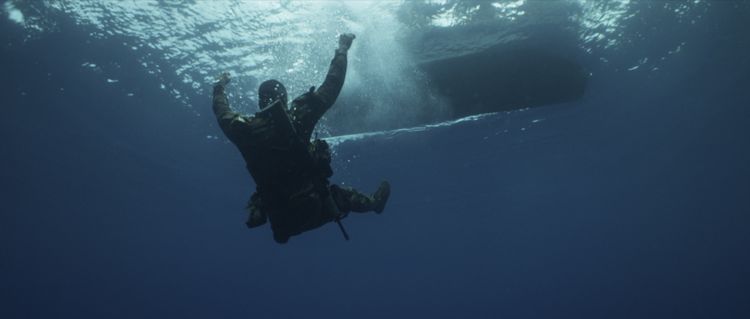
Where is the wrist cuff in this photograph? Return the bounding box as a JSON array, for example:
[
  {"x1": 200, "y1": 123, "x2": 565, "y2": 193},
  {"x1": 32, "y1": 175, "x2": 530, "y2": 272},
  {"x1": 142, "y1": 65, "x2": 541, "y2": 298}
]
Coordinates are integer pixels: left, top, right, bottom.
[{"x1": 213, "y1": 84, "x2": 225, "y2": 94}]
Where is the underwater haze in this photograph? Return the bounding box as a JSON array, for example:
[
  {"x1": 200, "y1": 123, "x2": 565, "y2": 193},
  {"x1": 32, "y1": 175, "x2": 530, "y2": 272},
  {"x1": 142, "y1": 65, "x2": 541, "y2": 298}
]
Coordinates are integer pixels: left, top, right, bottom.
[{"x1": 2, "y1": 1, "x2": 749, "y2": 318}]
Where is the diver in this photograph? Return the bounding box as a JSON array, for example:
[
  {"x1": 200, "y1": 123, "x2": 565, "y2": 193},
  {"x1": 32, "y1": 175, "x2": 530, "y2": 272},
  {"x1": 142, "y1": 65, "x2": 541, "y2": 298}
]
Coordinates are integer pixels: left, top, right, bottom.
[{"x1": 211, "y1": 33, "x2": 390, "y2": 244}]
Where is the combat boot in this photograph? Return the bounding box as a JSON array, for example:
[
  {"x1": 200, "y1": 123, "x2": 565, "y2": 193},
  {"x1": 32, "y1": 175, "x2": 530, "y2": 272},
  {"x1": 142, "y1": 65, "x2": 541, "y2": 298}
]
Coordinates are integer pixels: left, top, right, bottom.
[{"x1": 373, "y1": 181, "x2": 391, "y2": 214}]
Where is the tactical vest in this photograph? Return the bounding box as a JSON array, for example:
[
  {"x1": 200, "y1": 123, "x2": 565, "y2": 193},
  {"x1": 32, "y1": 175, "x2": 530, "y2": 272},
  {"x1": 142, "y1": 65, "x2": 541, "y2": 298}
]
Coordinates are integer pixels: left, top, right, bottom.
[{"x1": 243, "y1": 97, "x2": 333, "y2": 208}]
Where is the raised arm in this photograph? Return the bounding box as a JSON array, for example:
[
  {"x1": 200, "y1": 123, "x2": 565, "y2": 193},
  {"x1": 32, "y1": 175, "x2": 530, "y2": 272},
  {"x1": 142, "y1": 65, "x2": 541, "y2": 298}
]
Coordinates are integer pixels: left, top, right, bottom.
[
  {"x1": 315, "y1": 33, "x2": 355, "y2": 108},
  {"x1": 290, "y1": 33, "x2": 355, "y2": 139},
  {"x1": 212, "y1": 72, "x2": 250, "y2": 141}
]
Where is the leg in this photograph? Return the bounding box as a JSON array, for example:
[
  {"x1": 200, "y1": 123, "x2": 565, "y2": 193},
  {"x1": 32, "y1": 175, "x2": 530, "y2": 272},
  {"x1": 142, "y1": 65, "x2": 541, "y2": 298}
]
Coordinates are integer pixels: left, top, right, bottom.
[
  {"x1": 330, "y1": 185, "x2": 375, "y2": 213},
  {"x1": 330, "y1": 181, "x2": 390, "y2": 214},
  {"x1": 245, "y1": 192, "x2": 267, "y2": 228}
]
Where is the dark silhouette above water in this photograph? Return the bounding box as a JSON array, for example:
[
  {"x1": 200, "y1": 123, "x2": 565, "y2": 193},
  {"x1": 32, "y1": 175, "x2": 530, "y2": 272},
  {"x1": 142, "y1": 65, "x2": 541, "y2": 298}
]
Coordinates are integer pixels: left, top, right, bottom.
[
  {"x1": 420, "y1": 44, "x2": 587, "y2": 119},
  {"x1": 211, "y1": 33, "x2": 390, "y2": 244},
  {"x1": 324, "y1": 30, "x2": 588, "y2": 135}
]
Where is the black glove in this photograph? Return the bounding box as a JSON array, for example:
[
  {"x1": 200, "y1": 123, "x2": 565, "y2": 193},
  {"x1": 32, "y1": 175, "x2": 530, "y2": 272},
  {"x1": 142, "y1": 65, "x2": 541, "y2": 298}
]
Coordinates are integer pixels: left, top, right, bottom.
[{"x1": 338, "y1": 33, "x2": 356, "y2": 52}]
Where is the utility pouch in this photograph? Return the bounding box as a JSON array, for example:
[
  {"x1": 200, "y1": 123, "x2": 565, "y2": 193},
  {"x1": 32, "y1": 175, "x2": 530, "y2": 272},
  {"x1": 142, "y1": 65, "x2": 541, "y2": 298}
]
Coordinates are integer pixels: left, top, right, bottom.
[{"x1": 245, "y1": 192, "x2": 268, "y2": 228}]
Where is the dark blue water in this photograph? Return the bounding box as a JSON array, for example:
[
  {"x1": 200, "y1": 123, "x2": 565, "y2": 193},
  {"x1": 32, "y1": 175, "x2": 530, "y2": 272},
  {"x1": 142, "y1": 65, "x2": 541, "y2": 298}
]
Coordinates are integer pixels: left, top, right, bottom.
[{"x1": 2, "y1": 1, "x2": 749, "y2": 318}]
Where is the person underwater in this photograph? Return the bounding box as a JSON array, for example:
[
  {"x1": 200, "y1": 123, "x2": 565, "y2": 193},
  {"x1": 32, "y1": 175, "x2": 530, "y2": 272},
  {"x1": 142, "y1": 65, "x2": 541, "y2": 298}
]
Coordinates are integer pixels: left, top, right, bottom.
[{"x1": 211, "y1": 33, "x2": 390, "y2": 243}]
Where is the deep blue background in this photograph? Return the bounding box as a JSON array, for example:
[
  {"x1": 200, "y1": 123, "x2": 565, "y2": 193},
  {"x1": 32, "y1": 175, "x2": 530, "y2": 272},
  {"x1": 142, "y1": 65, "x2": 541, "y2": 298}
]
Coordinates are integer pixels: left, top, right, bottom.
[{"x1": 2, "y1": 2, "x2": 749, "y2": 319}]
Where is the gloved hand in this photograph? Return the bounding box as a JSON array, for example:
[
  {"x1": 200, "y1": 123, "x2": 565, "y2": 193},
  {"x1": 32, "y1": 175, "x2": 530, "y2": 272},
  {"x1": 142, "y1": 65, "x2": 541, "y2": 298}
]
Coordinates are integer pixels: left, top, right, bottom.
[
  {"x1": 215, "y1": 72, "x2": 231, "y2": 87},
  {"x1": 338, "y1": 33, "x2": 356, "y2": 52}
]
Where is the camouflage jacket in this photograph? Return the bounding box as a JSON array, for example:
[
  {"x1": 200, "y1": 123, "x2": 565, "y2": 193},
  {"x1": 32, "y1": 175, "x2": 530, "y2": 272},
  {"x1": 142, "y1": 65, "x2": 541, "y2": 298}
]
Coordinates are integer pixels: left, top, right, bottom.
[{"x1": 212, "y1": 50, "x2": 348, "y2": 205}]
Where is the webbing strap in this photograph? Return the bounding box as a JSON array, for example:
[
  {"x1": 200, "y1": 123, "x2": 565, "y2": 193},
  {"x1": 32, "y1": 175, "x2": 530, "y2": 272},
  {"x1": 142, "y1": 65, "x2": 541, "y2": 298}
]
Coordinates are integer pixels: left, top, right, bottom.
[{"x1": 335, "y1": 218, "x2": 350, "y2": 241}]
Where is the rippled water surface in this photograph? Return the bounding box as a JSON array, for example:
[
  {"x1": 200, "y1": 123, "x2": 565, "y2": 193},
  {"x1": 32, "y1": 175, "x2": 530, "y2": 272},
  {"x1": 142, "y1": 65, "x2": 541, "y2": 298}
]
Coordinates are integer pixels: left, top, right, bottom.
[{"x1": 5, "y1": 0, "x2": 709, "y2": 129}]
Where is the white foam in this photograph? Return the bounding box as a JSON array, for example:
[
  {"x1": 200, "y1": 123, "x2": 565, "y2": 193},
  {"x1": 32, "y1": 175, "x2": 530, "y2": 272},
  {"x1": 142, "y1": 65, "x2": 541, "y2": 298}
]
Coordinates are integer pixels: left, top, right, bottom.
[
  {"x1": 4, "y1": 2, "x2": 24, "y2": 24},
  {"x1": 324, "y1": 112, "x2": 495, "y2": 147}
]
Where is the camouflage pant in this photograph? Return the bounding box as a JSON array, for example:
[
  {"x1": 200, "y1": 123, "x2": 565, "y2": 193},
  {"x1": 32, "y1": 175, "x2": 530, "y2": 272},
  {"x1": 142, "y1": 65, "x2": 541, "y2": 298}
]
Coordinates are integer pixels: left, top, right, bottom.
[
  {"x1": 246, "y1": 184, "x2": 377, "y2": 243},
  {"x1": 329, "y1": 184, "x2": 378, "y2": 213}
]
